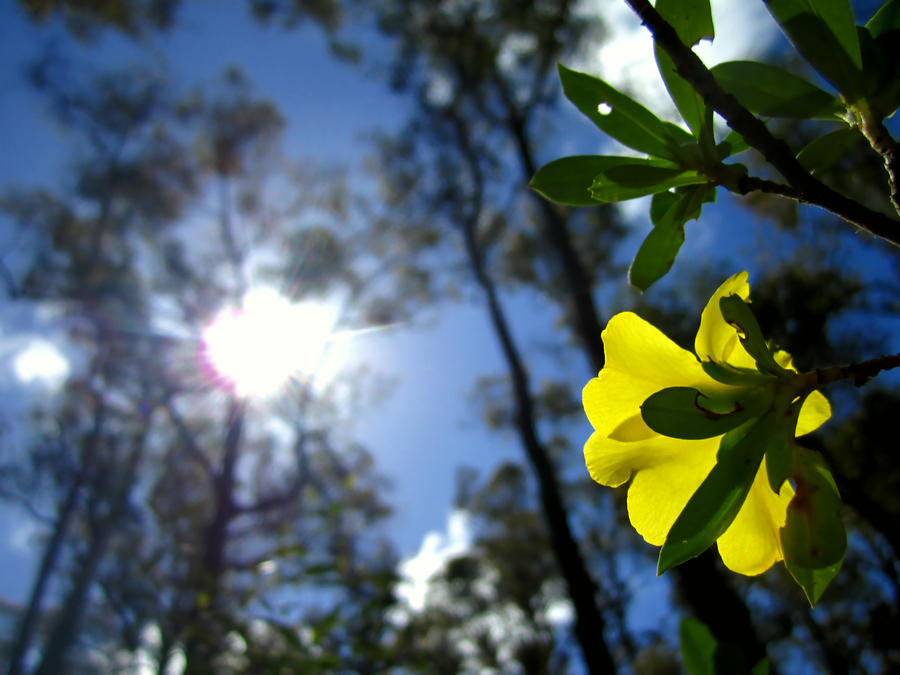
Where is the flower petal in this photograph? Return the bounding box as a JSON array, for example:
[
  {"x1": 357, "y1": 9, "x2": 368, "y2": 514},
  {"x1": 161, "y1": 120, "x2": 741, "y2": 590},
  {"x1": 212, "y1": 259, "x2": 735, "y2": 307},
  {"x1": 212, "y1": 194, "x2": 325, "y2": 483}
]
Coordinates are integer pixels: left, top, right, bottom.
[
  {"x1": 716, "y1": 458, "x2": 794, "y2": 575},
  {"x1": 796, "y1": 390, "x2": 831, "y2": 436},
  {"x1": 584, "y1": 431, "x2": 699, "y2": 488},
  {"x1": 584, "y1": 312, "x2": 712, "y2": 436},
  {"x1": 624, "y1": 438, "x2": 720, "y2": 546},
  {"x1": 695, "y1": 271, "x2": 756, "y2": 369}
]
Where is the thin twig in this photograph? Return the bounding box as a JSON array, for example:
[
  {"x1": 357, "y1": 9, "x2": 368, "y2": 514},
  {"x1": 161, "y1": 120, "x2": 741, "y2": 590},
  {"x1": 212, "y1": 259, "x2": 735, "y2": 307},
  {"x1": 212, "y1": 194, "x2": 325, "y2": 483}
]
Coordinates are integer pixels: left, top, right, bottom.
[
  {"x1": 805, "y1": 353, "x2": 900, "y2": 388},
  {"x1": 623, "y1": 0, "x2": 900, "y2": 246}
]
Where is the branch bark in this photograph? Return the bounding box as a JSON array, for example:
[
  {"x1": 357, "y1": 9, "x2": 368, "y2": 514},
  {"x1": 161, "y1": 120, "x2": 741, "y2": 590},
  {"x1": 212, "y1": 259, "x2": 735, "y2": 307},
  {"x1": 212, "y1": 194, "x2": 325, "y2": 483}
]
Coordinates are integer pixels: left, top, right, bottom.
[{"x1": 623, "y1": 0, "x2": 900, "y2": 247}]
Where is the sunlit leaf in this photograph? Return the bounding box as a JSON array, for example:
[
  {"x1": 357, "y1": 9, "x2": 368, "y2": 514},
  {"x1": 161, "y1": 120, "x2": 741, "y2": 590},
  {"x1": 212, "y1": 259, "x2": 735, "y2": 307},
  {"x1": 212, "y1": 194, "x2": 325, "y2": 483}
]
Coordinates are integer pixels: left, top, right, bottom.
[
  {"x1": 558, "y1": 63, "x2": 686, "y2": 161},
  {"x1": 656, "y1": 45, "x2": 711, "y2": 137},
  {"x1": 589, "y1": 161, "x2": 707, "y2": 202},
  {"x1": 641, "y1": 386, "x2": 754, "y2": 440},
  {"x1": 658, "y1": 415, "x2": 779, "y2": 574},
  {"x1": 530, "y1": 155, "x2": 684, "y2": 206},
  {"x1": 654, "y1": 0, "x2": 715, "y2": 138},
  {"x1": 764, "y1": 0, "x2": 863, "y2": 99},
  {"x1": 656, "y1": 0, "x2": 714, "y2": 45},
  {"x1": 701, "y1": 360, "x2": 770, "y2": 387},
  {"x1": 719, "y1": 295, "x2": 792, "y2": 376},
  {"x1": 629, "y1": 184, "x2": 710, "y2": 290},
  {"x1": 711, "y1": 61, "x2": 843, "y2": 118}
]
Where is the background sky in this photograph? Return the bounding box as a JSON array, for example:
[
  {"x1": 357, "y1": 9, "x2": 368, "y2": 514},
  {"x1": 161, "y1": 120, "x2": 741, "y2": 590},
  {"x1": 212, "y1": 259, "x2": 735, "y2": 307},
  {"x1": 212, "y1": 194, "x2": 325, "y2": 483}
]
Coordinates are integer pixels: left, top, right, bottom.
[{"x1": 1, "y1": 0, "x2": 896, "y2": 645}]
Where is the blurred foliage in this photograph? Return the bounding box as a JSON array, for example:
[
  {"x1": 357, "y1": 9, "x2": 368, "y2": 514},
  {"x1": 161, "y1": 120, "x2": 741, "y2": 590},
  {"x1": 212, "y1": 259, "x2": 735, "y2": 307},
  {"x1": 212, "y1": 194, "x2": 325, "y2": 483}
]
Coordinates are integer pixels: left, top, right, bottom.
[{"x1": 1, "y1": 0, "x2": 898, "y2": 673}]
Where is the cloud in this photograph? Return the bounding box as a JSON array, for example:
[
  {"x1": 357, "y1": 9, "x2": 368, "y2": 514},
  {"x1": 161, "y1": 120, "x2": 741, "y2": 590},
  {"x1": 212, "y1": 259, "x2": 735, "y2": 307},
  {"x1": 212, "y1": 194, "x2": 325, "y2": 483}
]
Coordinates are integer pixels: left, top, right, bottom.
[
  {"x1": 394, "y1": 508, "x2": 473, "y2": 612},
  {"x1": 12, "y1": 339, "x2": 70, "y2": 387}
]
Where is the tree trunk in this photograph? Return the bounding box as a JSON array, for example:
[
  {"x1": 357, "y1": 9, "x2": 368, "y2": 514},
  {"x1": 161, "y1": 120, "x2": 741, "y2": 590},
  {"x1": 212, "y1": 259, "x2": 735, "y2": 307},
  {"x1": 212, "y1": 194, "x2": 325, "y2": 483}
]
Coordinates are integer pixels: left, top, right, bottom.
[
  {"x1": 6, "y1": 400, "x2": 106, "y2": 675},
  {"x1": 508, "y1": 110, "x2": 770, "y2": 668},
  {"x1": 34, "y1": 421, "x2": 149, "y2": 675}
]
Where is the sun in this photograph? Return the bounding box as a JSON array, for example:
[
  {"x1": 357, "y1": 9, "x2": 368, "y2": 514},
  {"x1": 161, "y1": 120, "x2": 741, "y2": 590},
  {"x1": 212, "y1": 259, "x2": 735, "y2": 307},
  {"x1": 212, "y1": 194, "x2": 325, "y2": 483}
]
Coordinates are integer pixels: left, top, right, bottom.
[{"x1": 201, "y1": 287, "x2": 339, "y2": 397}]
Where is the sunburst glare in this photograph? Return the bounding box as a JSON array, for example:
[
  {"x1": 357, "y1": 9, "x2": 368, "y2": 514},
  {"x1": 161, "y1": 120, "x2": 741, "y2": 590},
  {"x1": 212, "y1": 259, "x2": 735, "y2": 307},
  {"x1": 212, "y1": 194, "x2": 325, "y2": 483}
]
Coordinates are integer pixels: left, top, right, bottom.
[{"x1": 202, "y1": 287, "x2": 340, "y2": 397}]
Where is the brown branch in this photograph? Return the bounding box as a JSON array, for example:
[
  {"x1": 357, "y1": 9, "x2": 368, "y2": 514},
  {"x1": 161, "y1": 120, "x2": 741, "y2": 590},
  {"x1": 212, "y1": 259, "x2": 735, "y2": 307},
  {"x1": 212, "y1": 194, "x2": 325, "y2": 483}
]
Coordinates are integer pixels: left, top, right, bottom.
[
  {"x1": 623, "y1": 0, "x2": 900, "y2": 247},
  {"x1": 807, "y1": 353, "x2": 900, "y2": 388}
]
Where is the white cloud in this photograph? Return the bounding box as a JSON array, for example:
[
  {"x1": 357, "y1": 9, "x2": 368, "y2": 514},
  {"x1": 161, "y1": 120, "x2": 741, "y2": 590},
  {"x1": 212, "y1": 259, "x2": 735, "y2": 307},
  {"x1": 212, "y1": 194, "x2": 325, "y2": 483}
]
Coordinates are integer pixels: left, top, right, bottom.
[
  {"x1": 394, "y1": 509, "x2": 473, "y2": 612},
  {"x1": 12, "y1": 339, "x2": 69, "y2": 386},
  {"x1": 544, "y1": 597, "x2": 574, "y2": 626}
]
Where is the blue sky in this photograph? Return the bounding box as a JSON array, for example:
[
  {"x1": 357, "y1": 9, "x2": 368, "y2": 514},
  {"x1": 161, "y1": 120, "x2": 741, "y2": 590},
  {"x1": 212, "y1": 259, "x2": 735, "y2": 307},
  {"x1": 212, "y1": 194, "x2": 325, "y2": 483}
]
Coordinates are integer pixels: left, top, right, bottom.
[{"x1": 1, "y1": 1, "x2": 898, "y2": 657}]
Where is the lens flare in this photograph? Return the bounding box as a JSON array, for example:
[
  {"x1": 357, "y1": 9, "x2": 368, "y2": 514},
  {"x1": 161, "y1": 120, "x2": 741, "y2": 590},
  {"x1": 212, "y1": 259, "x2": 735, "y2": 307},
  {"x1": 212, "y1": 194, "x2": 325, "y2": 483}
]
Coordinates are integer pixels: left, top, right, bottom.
[{"x1": 202, "y1": 287, "x2": 337, "y2": 397}]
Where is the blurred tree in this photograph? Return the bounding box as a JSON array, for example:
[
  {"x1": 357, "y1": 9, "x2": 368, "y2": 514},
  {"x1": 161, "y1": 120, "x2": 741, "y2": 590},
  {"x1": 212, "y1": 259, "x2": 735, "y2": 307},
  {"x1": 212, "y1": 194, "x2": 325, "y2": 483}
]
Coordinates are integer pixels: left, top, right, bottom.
[
  {"x1": 0, "y1": 57, "x2": 401, "y2": 673},
  {"x1": 361, "y1": 0, "x2": 779, "y2": 668},
  {"x1": 391, "y1": 463, "x2": 571, "y2": 674}
]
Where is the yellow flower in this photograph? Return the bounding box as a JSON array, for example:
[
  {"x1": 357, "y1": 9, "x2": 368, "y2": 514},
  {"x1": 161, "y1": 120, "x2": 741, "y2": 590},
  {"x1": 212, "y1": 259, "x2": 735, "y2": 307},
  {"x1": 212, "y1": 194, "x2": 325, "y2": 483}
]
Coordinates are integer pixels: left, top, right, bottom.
[{"x1": 583, "y1": 271, "x2": 831, "y2": 575}]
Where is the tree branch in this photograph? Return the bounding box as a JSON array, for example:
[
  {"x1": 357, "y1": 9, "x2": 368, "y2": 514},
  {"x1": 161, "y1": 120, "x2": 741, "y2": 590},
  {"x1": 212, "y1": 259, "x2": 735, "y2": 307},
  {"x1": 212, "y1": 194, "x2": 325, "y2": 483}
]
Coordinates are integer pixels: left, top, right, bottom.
[
  {"x1": 623, "y1": 0, "x2": 900, "y2": 246},
  {"x1": 806, "y1": 353, "x2": 900, "y2": 388}
]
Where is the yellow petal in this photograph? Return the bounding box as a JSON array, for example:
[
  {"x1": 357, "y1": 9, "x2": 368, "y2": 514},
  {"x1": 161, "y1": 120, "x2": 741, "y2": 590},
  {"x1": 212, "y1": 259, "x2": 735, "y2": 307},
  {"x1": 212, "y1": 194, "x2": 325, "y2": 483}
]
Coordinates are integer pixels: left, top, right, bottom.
[
  {"x1": 796, "y1": 390, "x2": 831, "y2": 436},
  {"x1": 584, "y1": 312, "x2": 713, "y2": 436},
  {"x1": 624, "y1": 438, "x2": 719, "y2": 545},
  {"x1": 716, "y1": 458, "x2": 794, "y2": 575},
  {"x1": 694, "y1": 271, "x2": 756, "y2": 369},
  {"x1": 584, "y1": 431, "x2": 695, "y2": 488},
  {"x1": 773, "y1": 349, "x2": 795, "y2": 371}
]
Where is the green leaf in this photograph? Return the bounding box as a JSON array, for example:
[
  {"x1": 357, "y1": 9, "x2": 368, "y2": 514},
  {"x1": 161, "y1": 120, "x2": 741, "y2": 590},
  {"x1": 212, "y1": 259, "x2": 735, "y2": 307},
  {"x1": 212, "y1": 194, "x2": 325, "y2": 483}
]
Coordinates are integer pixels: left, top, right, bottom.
[
  {"x1": 558, "y1": 63, "x2": 684, "y2": 161},
  {"x1": 781, "y1": 448, "x2": 846, "y2": 606},
  {"x1": 796, "y1": 127, "x2": 859, "y2": 173},
  {"x1": 787, "y1": 450, "x2": 844, "y2": 571},
  {"x1": 680, "y1": 618, "x2": 719, "y2": 675},
  {"x1": 529, "y1": 155, "x2": 683, "y2": 206},
  {"x1": 716, "y1": 130, "x2": 750, "y2": 158},
  {"x1": 864, "y1": 1, "x2": 900, "y2": 114},
  {"x1": 656, "y1": 45, "x2": 712, "y2": 137},
  {"x1": 658, "y1": 414, "x2": 776, "y2": 574},
  {"x1": 701, "y1": 361, "x2": 771, "y2": 387},
  {"x1": 654, "y1": 0, "x2": 715, "y2": 138},
  {"x1": 785, "y1": 559, "x2": 844, "y2": 607},
  {"x1": 588, "y1": 161, "x2": 707, "y2": 202},
  {"x1": 711, "y1": 61, "x2": 843, "y2": 118},
  {"x1": 751, "y1": 658, "x2": 773, "y2": 675},
  {"x1": 641, "y1": 386, "x2": 754, "y2": 440},
  {"x1": 765, "y1": 431, "x2": 793, "y2": 493},
  {"x1": 656, "y1": 0, "x2": 715, "y2": 45},
  {"x1": 680, "y1": 618, "x2": 750, "y2": 675},
  {"x1": 866, "y1": 0, "x2": 900, "y2": 38},
  {"x1": 719, "y1": 295, "x2": 792, "y2": 376},
  {"x1": 764, "y1": 0, "x2": 863, "y2": 99},
  {"x1": 629, "y1": 184, "x2": 710, "y2": 290},
  {"x1": 629, "y1": 225, "x2": 685, "y2": 291}
]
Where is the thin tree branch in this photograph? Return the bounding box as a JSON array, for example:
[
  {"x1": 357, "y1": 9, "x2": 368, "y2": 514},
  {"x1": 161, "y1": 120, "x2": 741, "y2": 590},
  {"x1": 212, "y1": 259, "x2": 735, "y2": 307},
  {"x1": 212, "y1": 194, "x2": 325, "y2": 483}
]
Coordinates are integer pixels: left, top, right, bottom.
[
  {"x1": 623, "y1": 0, "x2": 900, "y2": 246},
  {"x1": 162, "y1": 394, "x2": 216, "y2": 480},
  {"x1": 805, "y1": 353, "x2": 900, "y2": 388}
]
